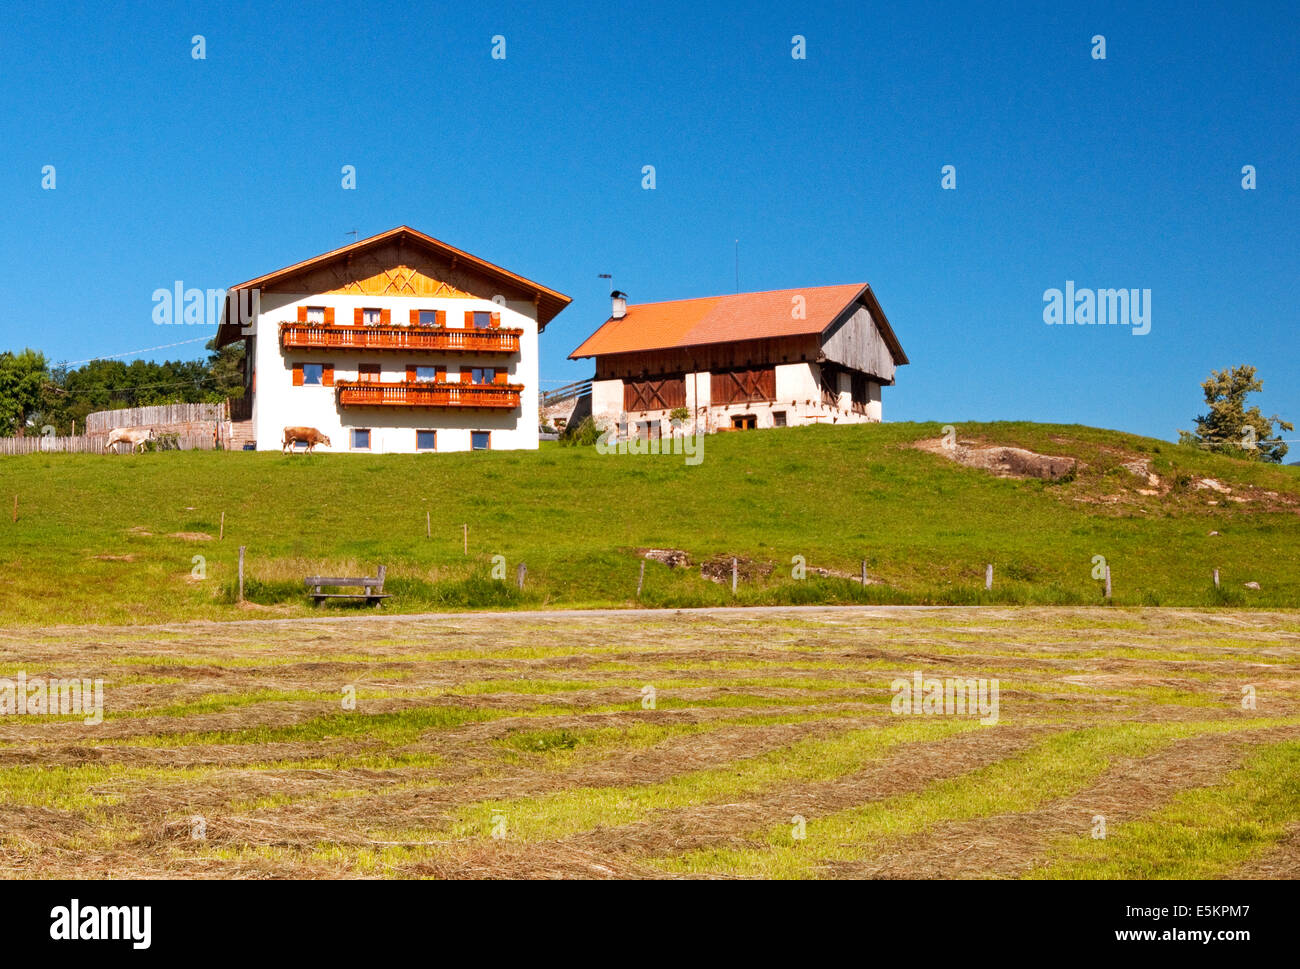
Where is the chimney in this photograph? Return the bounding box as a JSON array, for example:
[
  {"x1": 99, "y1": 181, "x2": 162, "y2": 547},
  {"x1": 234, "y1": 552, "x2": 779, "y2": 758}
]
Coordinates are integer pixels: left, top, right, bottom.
[{"x1": 611, "y1": 290, "x2": 627, "y2": 320}]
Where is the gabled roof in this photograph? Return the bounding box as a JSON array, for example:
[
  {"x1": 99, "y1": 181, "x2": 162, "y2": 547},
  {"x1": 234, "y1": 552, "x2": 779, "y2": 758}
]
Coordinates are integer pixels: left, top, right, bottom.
[
  {"x1": 217, "y1": 226, "x2": 571, "y2": 346},
  {"x1": 568, "y1": 283, "x2": 907, "y2": 364}
]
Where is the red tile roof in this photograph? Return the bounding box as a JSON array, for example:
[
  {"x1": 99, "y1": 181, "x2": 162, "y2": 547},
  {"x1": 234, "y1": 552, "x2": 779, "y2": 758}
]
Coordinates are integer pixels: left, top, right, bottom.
[{"x1": 569, "y1": 283, "x2": 907, "y2": 364}]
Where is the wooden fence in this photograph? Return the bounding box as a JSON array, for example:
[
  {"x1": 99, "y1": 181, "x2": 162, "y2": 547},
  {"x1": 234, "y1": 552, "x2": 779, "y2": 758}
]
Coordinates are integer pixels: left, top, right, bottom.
[
  {"x1": 0, "y1": 432, "x2": 220, "y2": 455},
  {"x1": 84, "y1": 402, "x2": 228, "y2": 435}
]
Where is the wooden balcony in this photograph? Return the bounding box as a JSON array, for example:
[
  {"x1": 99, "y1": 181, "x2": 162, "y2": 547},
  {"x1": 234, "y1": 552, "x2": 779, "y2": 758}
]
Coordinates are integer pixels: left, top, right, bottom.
[
  {"x1": 280, "y1": 323, "x2": 521, "y2": 354},
  {"x1": 335, "y1": 380, "x2": 523, "y2": 410}
]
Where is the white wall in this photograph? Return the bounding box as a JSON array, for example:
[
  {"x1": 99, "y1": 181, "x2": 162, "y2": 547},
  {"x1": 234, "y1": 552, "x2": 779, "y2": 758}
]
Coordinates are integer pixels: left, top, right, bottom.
[
  {"x1": 250, "y1": 292, "x2": 540, "y2": 453},
  {"x1": 594, "y1": 361, "x2": 882, "y2": 434}
]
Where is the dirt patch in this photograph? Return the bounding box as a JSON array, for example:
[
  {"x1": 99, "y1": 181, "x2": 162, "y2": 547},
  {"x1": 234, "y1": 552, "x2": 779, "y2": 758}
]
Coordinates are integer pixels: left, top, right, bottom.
[
  {"x1": 93, "y1": 554, "x2": 136, "y2": 562},
  {"x1": 700, "y1": 555, "x2": 774, "y2": 584},
  {"x1": 170, "y1": 532, "x2": 214, "y2": 541},
  {"x1": 914, "y1": 438, "x2": 1077, "y2": 480}
]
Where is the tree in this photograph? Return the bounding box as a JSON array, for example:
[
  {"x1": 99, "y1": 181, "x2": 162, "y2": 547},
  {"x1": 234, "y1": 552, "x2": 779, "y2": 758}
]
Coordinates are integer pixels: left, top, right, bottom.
[
  {"x1": 0, "y1": 349, "x2": 49, "y2": 436},
  {"x1": 1178, "y1": 365, "x2": 1292, "y2": 463}
]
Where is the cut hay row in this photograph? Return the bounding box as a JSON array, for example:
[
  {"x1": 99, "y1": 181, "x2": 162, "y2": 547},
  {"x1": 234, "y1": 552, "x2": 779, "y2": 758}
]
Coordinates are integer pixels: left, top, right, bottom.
[{"x1": 0, "y1": 607, "x2": 1297, "y2": 879}]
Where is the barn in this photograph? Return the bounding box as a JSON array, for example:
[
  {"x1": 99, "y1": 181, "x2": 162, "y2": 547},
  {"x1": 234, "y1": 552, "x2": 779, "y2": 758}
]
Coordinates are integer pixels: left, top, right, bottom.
[
  {"x1": 214, "y1": 226, "x2": 570, "y2": 453},
  {"x1": 568, "y1": 284, "x2": 908, "y2": 435}
]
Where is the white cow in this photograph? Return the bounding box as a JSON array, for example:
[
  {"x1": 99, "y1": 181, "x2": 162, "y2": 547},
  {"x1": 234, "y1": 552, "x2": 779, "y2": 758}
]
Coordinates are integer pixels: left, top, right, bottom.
[{"x1": 105, "y1": 427, "x2": 154, "y2": 454}]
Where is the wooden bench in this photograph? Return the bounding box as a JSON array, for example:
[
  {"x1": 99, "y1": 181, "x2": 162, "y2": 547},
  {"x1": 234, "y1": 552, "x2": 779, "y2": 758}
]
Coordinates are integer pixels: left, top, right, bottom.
[{"x1": 304, "y1": 566, "x2": 389, "y2": 606}]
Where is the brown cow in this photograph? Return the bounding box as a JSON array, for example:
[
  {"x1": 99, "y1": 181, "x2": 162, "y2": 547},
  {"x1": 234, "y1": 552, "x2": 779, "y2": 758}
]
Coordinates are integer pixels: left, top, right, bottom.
[
  {"x1": 105, "y1": 427, "x2": 154, "y2": 454},
  {"x1": 282, "y1": 426, "x2": 331, "y2": 454}
]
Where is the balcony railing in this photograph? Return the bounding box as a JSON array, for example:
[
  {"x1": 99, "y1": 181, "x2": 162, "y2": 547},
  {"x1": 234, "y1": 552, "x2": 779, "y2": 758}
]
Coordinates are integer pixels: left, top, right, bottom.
[
  {"x1": 280, "y1": 323, "x2": 521, "y2": 354},
  {"x1": 336, "y1": 380, "x2": 523, "y2": 409}
]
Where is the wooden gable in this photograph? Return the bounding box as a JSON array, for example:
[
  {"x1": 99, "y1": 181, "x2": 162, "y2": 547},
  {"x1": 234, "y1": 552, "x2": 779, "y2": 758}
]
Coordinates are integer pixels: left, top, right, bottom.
[{"x1": 259, "y1": 238, "x2": 536, "y2": 306}]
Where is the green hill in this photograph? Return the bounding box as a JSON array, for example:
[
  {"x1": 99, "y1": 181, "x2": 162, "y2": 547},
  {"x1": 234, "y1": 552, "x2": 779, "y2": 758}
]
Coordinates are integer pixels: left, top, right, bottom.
[{"x1": 2, "y1": 421, "x2": 1298, "y2": 625}]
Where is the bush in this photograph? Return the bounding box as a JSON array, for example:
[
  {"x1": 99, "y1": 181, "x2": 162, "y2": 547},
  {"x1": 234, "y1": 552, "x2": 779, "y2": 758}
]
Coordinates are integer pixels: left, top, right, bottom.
[{"x1": 559, "y1": 416, "x2": 602, "y2": 447}]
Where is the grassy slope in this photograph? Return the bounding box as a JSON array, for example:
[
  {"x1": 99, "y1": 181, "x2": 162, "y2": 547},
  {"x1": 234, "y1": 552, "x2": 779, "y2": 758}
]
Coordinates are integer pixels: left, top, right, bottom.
[{"x1": 1, "y1": 421, "x2": 1298, "y2": 624}]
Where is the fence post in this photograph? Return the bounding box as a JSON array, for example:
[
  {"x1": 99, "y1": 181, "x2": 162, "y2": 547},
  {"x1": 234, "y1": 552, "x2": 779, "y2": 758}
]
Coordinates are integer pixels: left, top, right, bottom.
[
  {"x1": 637, "y1": 560, "x2": 646, "y2": 599},
  {"x1": 463, "y1": 523, "x2": 468, "y2": 555},
  {"x1": 731, "y1": 557, "x2": 738, "y2": 596},
  {"x1": 1104, "y1": 565, "x2": 1112, "y2": 600},
  {"x1": 1213, "y1": 568, "x2": 1220, "y2": 589},
  {"x1": 11, "y1": 495, "x2": 16, "y2": 523},
  {"x1": 516, "y1": 562, "x2": 526, "y2": 590},
  {"x1": 238, "y1": 546, "x2": 246, "y2": 602},
  {"x1": 426, "y1": 511, "x2": 431, "y2": 540},
  {"x1": 219, "y1": 511, "x2": 225, "y2": 541},
  {"x1": 985, "y1": 564, "x2": 993, "y2": 591},
  {"x1": 861, "y1": 560, "x2": 867, "y2": 586}
]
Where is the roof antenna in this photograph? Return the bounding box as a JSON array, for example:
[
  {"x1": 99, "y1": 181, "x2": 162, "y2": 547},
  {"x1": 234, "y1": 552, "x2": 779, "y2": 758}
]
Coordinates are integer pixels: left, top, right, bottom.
[
  {"x1": 345, "y1": 229, "x2": 358, "y2": 242},
  {"x1": 734, "y1": 239, "x2": 739, "y2": 293},
  {"x1": 598, "y1": 272, "x2": 612, "y2": 295}
]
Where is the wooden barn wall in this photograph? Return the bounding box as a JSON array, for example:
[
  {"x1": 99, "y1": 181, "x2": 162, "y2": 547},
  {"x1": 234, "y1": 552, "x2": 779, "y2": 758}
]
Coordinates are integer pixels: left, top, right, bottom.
[
  {"x1": 594, "y1": 336, "x2": 819, "y2": 380},
  {"x1": 820, "y1": 305, "x2": 897, "y2": 383}
]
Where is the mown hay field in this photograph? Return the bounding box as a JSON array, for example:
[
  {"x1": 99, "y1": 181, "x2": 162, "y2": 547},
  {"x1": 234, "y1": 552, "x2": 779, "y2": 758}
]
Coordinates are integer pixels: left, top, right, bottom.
[{"x1": 1, "y1": 606, "x2": 1297, "y2": 879}]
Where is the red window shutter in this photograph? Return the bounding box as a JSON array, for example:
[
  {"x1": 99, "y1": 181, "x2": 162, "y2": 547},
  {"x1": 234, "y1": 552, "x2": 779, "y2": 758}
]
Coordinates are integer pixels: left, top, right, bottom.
[
  {"x1": 324, "y1": 307, "x2": 335, "y2": 325},
  {"x1": 490, "y1": 312, "x2": 501, "y2": 329},
  {"x1": 435, "y1": 310, "x2": 446, "y2": 327},
  {"x1": 353, "y1": 307, "x2": 363, "y2": 325},
  {"x1": 460, "y1": 368, "x2": 471, "y2": 384},
  {"x1": 405, "y1": 365, "x2": 416, "y2": 382},
  {"x1": 297, "y1": 306, "x2": 308, "y2": 323},
  {"x1": 410, "y1": 309, "x2": 420, "y2": 325},
  {"x1": 493, "y1": 369, "x2": 507, "y2": 385},
  {"x1": 463, "y1": 310, "x2": 474, "y2": 328},
  {"x1": 435, "y1": 367, "x2": 446, "y2": 383},
  {"x1": 322, "y1": 364, "x2": 334, "y2": 387},
  {"x1": 292, "y1": 364, "x2": 304, "y2": 386},
  {"x1": 380, "y1": 308, "x2": 391, "y2": 325}
]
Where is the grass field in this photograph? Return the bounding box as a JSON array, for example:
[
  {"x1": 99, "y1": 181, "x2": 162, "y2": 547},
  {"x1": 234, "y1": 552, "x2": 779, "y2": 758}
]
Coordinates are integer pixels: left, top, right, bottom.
[
  {"x1": 1, "y1": 421, "x2": 1298, "y2": 624},
  {"x1": 0, "y1": 606, "x2": 1296, "y2": 879}
]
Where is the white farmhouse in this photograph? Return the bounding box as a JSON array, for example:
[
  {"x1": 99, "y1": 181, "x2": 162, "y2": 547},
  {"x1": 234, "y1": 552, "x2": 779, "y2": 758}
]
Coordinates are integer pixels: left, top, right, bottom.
[{"x1": 215, "y1": 226, "x2": 570, "y2": 453}]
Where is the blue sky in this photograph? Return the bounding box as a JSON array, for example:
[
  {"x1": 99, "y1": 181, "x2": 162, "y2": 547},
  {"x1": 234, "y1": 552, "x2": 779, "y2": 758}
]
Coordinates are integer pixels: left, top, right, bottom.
[{"x1": 1, "y1": 0, "x2": 1296, "y2": 440}]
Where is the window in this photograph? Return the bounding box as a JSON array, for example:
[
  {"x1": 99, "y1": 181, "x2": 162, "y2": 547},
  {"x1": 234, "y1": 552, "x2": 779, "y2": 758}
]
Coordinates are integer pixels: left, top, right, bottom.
[
  {"x1": 637, "y1": 421, "x2": 661, "y2": 440},
  {"x1": 414, "y1": 366, "x2": 437, "y2": 383},
  {"x1": 362, "y1": 308, "x2": 382, "y2": 326},
  {"x1": 471, "y1": 367, "x2": 496, "y2": 385},
  {"x1": 731, "y1": 415, "x2": 757, "y2": 430},
  {"x1": 471, "y1": 431, "x2": 490, "y2": 451},
  {"x1": 306, "y1": 306, "x2": 326, "y2": 324},
  {"x1": 302, "y1": 363, "x2": 324, "y2": 385},
  {"x1": 350, "y1": 428, "x2": 371, "y2": 450},
  {"x1": 773, "y1": 411, "x2": 787, "y2": 427},
  {"x1": 819, "y1": 365, "x2": 841, "y2": 406},
  {"x1": 850, "y1": 373, "x2": 869, "y2": 414},
  {"x1": 472, "y1": 311, "x2": 491, "y2": 329},
  {"x1": 418, "y1": 310, "x2": 438, "y2": 326},
  {"x1": 416, "y1": 430, "x2": 437, "y2": 451},
  {"x1": 358, "y1": 364, "x2": 380, "y2": 383}
]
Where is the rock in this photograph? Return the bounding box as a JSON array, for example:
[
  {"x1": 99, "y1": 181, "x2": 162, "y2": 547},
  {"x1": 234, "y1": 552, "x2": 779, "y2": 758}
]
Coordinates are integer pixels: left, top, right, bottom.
[
  {"x1": 641, "y1": 548, "x2": 691, "y2": 568},
  {"x1": 1195, "y1": 478, "x2": 1231, "y2": 493},
  {"x1": 1208, "y1": 531, "x2": 1220, "y2": 536},
  {"x1": 1244, "y1": 581, "x2": 1261, "y2": 590}
]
